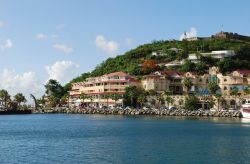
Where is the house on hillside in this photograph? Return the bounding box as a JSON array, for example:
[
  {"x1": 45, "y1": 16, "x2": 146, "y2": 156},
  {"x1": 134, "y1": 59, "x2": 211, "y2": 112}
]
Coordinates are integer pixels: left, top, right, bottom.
[{"x1": 188, "y1": 50, "x2": 236, "y2": 63}]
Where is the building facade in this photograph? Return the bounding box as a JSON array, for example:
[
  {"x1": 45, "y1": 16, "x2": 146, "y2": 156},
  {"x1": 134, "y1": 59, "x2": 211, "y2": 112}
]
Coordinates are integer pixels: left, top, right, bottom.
[{"x1": 69, "y1": 72, "x2": 140, "y2": 108}]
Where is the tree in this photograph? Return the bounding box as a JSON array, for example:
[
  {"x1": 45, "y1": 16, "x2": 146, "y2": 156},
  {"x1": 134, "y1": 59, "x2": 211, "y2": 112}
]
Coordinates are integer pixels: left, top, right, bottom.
[
  {"x1": 230, "y1": 86, "x2": 240, "y2": 109},
  {"x1": 124, "y1": 86, "x2": 137, "y2": 107},
  {"x1": 244, "y1": 86, "x2": 250, "y2": 98},
  {"x1": 0, "y1": 89, "x2": 11, "y2": 107},
  {"x1": 142, "y1": 60, "x2": 158, "y2": 74},
  {"x1": 14, "y1": 93, "x2": 26, "y2": 106},
  {"x1": 195, "y1": 62, "x2": 207, "y2": 75},
  {"x1": 111, "y1": 94, "x2": 121, "y2": 106},
  {"x1": 184, "y1": 96, "x2": 199, "y2": 111},
  {"x1": 102, "y1": 94, "x2": 111, "y2": 107},
  {"x1": 181, "y1": 60, "x2": 196, "y2": 72},
  {"x1": 61, "y1": 93, "x2": 69, "y2": 107},
  {"x1": 165, "y1": 95, "x2": 174, "y2": 109},
  {"x1": 208, "y1": 81, "x2": 219, "y2": 95},
  {"x1": 182, "y1": 78, "x2": 193, "y2": 95},
  {"x1": 137, "y1": 93, "x2": 146, "y2": 108},
  {"x1": 156, "y1": 93, "x2": 164, "y2": 108},
  {"x1": 45, "y1": 79, "x2": 65, "y2": 107},
  {"x1": 80, "y1": 93, "x2": 87, "y2": 107},
  {"x1": 215, "y1": 93, "x2": 223, "y2": 111}
]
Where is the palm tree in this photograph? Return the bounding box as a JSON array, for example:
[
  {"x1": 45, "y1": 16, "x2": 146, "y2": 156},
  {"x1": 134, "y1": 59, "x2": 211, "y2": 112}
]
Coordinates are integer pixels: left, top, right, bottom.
[
  {"x1": 208, "y1": 81, "x2": 219, "y2": 96},
  {"x1": 0, "y1": 89, "x2": 11, "y2": 108},
  {"x1": 182, "y1": 78, "x2": 193, "y2": 95},
  {"x1": 80, "y1": 93, "x2": 87, "y2": 107},
  {"x1": 103, "y1": 94, "x2": 111, "y2": 108},
  {"x1": 156, "y1": 93, "x2": 163, "y2": 108},
  {"x1": 14, "y1": 93, "x2": 27, "y2": 106},
  {"x1": 125, "y1": 86, "x2": 137, "y2": 107},
  {"x1": 215, "y1": 93, "x2": 223, "y2": 111},
  {"x1": 111, "y1": 94, "x2": 121, "y2": 107},
  {"x1": 230, "y1": 86, "x2": 239, "y2": 109},
  {"x1": 165, "y1": 95, "x2": 174, "y2": 109}
]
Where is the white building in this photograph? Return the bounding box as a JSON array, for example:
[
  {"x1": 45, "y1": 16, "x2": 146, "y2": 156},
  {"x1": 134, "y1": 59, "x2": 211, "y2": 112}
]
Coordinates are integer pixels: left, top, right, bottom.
[
  {"x1": 165, "y1": 60, "x2": 185, "y2": 67},
  {"x1": 152, "y1": 51, "x2": 167, "y2": 56},
  {"x1": 188, "y1": 50, "x2": 236, "y2": 63}
]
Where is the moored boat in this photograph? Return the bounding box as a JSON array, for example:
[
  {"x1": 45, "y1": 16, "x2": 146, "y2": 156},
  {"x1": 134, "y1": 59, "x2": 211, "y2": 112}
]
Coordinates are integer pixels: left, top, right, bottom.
[{"x1": 241, "y1": 100, "x2": 250, "y2": 118}]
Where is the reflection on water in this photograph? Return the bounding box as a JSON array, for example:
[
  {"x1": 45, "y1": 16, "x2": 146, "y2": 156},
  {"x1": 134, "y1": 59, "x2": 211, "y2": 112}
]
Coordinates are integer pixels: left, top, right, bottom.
[{"x1": 241, "y1": 118, "x2": 250, "y2": 126}]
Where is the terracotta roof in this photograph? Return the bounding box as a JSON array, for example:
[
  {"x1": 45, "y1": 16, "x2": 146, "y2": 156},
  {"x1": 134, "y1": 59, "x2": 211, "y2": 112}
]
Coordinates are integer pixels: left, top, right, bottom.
[{"x1": 105, "y1": 71, "x2": 129, "y2": 77}]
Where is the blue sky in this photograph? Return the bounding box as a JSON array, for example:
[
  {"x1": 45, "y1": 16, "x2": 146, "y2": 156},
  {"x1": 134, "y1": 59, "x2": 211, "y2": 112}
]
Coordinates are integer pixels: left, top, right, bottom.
[{"x1": 0, "y1": 0, "x2": 250, "y2": 100}]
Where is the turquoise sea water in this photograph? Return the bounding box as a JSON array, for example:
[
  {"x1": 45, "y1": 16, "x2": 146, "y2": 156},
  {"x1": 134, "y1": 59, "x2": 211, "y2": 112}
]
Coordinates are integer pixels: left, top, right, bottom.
[{"x1": 0, "y1": 114, "x2": 250, "y2": 164}]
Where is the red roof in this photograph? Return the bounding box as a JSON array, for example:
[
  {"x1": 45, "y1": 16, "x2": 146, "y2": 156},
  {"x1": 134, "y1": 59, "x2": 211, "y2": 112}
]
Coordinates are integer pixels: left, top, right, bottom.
[
  {"x1": 237, "y1": 70, "x2": 250, "y2": 75},
  {"x1": 147, "y1": 70, "x2": 185, "y2": 77}
]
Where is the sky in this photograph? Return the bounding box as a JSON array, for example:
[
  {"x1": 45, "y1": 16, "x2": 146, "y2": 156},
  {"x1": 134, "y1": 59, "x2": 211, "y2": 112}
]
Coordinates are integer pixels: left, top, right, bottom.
[{"x1": 0, "y1": 0, "x2": 250, "y2": 103}]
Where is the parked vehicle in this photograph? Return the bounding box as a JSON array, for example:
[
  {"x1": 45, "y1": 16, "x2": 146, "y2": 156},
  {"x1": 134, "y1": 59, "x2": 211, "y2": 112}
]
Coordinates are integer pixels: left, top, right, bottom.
[
  {"x1": 143, "y1": 106, "x2": 150, "y2": 110},
  {"x1": 210, "y1": 108, "x2": 216, "y2": 112},
  {"x1": 168, "y1": 106, "x2": 177, "y2": 110},
  {"x1": 160, "y1": 107, "x2": 167, "y2": 110}
]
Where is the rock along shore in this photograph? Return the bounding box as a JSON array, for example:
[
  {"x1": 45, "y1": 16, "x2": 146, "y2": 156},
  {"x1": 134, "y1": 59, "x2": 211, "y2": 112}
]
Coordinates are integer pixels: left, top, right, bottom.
[{"x1": 33, "y1": 107, "x2": 242, "y2": 118}]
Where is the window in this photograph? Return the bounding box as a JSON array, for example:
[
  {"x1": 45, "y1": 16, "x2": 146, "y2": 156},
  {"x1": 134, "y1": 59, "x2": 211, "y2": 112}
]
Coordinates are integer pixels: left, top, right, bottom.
[
  {"x1": 224, "y1": 79, "x2": 227, "y2": 82},
  {"x1": 224, "y1": 86, "x2": 227, "y2": 90},
  {"x1": 199, "y1": 79, "x2": 202, "y2": 82}
]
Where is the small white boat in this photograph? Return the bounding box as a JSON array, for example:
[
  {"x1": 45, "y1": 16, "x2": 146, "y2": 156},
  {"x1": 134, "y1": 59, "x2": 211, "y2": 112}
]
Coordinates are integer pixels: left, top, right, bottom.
[{"x1": 241, "y1": 100, "x2": 250, "y2": 118}]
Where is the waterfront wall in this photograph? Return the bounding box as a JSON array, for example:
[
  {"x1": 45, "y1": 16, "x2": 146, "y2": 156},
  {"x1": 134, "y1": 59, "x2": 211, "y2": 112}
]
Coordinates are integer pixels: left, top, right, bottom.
[{"x1": 34, "y1": 107, "x2": 242, "y2": 118}]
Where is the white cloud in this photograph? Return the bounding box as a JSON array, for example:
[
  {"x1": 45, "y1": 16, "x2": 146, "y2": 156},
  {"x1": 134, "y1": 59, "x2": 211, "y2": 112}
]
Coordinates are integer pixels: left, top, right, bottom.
[
  {"x1": 36, "y1": 33, "x2": 58, "y2": 40},
  {"x1": 46, "y1": 60, "x2": 79, "y2": 84},
  {"x1": 180, "y1": 27, "x2": 198, "y2": 40},
  {"x1": 0, "y1": 69, "x2": 44, "y2": 103},
  {"x1": 0, "y1": 39, "x2": 13, "y2": 51},
  {"x1": 36, "y1": 33, "x2": 48, "y2": 40},
  {"x1": 95, "y1": 35, "x2": 119, "y2": 55},
  {"x1": 52, "y1": 44, "x2": 74, "y2": 54}
]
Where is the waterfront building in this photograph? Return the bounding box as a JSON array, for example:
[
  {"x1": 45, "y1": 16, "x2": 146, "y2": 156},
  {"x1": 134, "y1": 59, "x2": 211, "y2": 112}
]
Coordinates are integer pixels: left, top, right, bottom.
[
  {"x1": 69, "y1": 72, "x2": 140, "y2": 107},
  {"x1": 69, "y1": 66, "x2": 250, "y2": 110},
  {"x1": 141, "y1": 70, "x2": 184, "y2": 94}
]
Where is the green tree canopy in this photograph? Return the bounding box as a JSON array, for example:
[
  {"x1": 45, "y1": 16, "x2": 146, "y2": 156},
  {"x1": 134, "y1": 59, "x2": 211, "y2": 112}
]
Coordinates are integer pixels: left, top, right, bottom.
[{"x1": 14, "y1": 93, "x2": 26, "y2": 105}]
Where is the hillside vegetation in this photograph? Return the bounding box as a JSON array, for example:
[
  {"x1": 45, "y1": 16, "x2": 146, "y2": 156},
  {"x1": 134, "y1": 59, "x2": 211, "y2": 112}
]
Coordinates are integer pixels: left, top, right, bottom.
[{"x1": 64, "y1": 37, "x2": 250, "y2": 91}]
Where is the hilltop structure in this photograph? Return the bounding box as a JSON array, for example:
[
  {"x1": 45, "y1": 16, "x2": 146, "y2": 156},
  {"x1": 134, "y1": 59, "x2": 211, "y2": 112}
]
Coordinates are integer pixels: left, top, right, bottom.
[{"x1": 186, "y1": 31, "x2": 250, "y2": 41}]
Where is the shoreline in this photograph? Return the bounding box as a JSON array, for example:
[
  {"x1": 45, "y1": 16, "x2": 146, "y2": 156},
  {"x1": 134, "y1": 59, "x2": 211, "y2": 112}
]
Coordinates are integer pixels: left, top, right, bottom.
[{"x1": 33, "y1": 107, "x2": 242, "y2": 118}]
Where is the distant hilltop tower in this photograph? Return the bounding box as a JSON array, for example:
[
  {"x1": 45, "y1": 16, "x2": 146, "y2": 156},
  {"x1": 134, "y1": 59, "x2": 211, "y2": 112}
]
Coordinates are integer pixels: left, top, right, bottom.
[{"x1": 212, "y1": 31, "x2": 250, "y2": 41}]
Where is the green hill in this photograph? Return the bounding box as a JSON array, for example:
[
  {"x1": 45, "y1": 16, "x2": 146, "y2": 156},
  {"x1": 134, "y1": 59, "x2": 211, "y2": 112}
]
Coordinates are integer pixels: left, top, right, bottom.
[{"x1": 65, "y1": 36, "x2": 250, "y2": 91}]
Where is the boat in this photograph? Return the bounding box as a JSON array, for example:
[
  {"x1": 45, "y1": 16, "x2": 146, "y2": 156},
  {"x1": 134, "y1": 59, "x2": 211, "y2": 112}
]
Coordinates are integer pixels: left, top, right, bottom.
[{"x1": 241, "y1": 100, "x2": 250, "y2": 118}]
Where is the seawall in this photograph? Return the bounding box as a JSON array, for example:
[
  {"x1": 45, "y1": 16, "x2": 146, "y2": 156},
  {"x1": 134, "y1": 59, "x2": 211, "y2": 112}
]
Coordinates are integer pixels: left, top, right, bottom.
[{"x1": 34, "y1": 108, "x2": 242, "y2": 118}]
